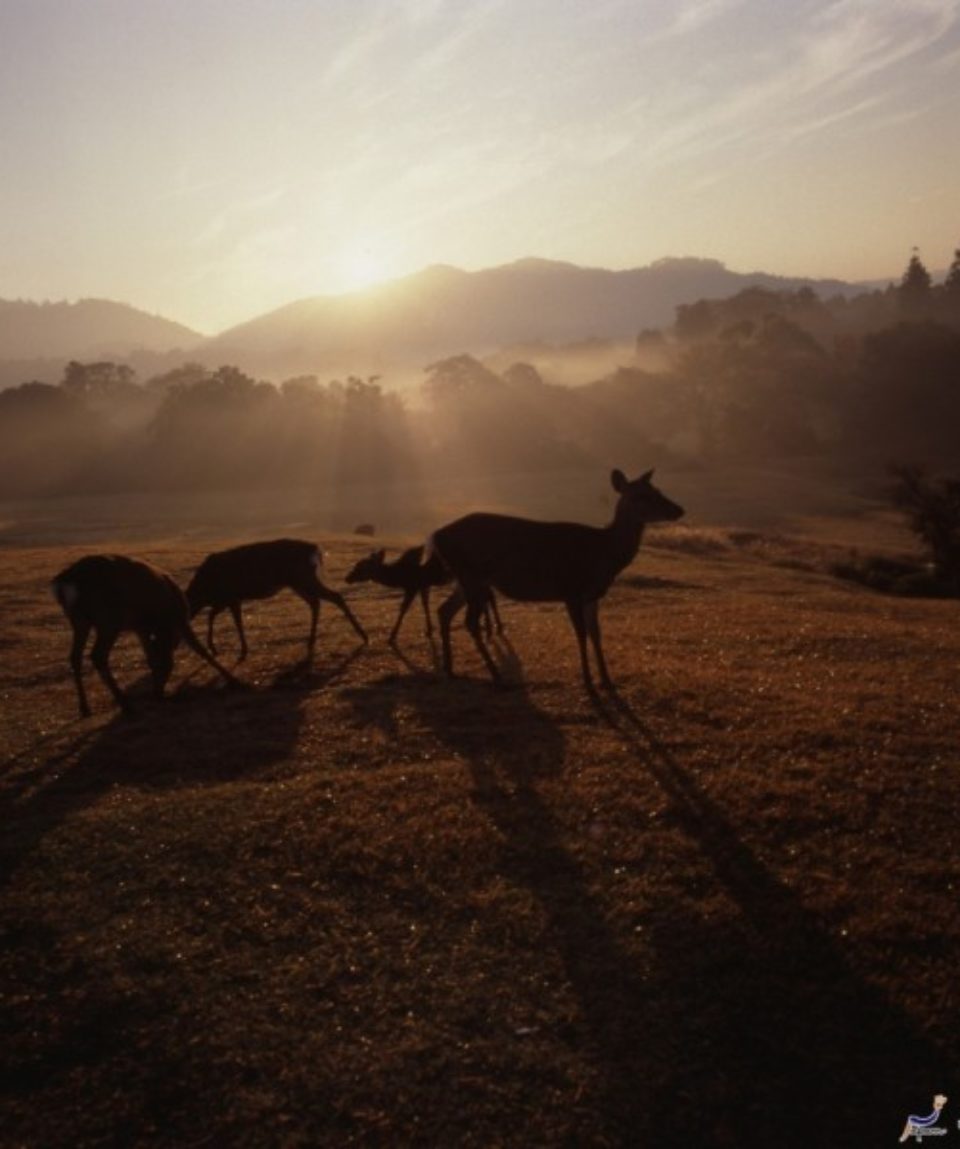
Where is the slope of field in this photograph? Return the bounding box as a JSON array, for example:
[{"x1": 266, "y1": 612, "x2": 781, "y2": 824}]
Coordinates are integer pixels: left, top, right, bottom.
[{"x1": 1, "y1": 529, "x2": 958, "y2": 1147}]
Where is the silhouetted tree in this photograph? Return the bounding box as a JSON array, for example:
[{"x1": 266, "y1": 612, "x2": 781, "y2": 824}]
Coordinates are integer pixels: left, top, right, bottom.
[
  {"x1": 674, "y1": 299, "x2": 715, "y2": 341},
  {"x1": 279, "y1": 374, "x2": 322, "y2": 399},
  {"x1": 61, "y1": 359, "x2": 137, "y2": 398},
  {"x1": 0, "y1": 381, "x2": 102, "y2": 495},
  {"x1": 422, "y1": 354, "x2": 502, "y2": 401},
  {"x1": 145, "y1": 362, "x2": 210, "y2": 392},
  {"x1": 942, "y1": 247, "x2": 960, "y2": 303},
  {"x1": 889, "y1": 463, "x2": 960, "y2": 584},
  {"x1": 899, "y1": 249, "x2": 932, "y2": 316},
  {"x1": 502, "y1": 362, "x2": 544, "y2": 389},
  {"x1": 851, "y1": 322, "x2": 960, "y2": 460}
]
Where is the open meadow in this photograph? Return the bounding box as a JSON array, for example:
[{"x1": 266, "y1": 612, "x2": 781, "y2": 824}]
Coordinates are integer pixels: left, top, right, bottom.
[{"x1": 1, "y1": 492, "x2": 958, "y2": 1147}]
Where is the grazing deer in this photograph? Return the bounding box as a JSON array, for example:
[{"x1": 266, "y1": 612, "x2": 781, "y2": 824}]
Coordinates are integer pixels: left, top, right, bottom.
[
  {"x1": 429, "y1": 468, "x2": 684, "y2": 688},
  {"x1": 51, "y1": 554, "x2": 242, "y2": 717},
  {"x1": 185, "y1": 538, "x2": 367, "y2": 662},
  {"x1": 345, "y1": 545, "x2": 503, "y2": 647}
]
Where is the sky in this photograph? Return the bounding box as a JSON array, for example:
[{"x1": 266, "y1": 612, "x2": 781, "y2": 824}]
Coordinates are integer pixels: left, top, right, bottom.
[{"x1": 2, "y1": 0, "x2": 959, "y2": 334}]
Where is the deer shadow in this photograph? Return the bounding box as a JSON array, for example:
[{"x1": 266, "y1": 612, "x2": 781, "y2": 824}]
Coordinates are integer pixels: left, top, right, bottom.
[
  {"x1": 582, "y1": 685, "x2": 948, "y2": 1146},
  {"x1": 0, "y1": 671, "x2": 308, "y2": 894},
  {"x1": 341, "y1": 673, "x2": 680, "y2": 1142},
  {"x1": 342, "y1": 670, "x2": 949, "y2": 1144}
]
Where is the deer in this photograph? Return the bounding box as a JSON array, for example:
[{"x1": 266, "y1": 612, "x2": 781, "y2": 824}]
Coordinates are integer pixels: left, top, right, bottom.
[
  {"x1": 428, "y1": 468, "x2": 684, "y2": 689},
  {"x1": 185, "y1": 538, "x2": 367, "y2": 662},
  {"x1": 51, "y1": 553, "x2": 243, "y2": 717},
  {"x1": 345, "y1": 545, "x2": 503, "y2": 647}
]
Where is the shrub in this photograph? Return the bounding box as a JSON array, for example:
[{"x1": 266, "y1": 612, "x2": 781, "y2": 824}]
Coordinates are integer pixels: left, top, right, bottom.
[{"x1": 888, "y1": 463, "x2": 960, "y2": 584}]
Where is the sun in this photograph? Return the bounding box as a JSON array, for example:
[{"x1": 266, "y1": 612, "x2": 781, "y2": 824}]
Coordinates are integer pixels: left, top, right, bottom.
[{"x1": 338, "y1": 246, "x2": 390, "y2": 293}]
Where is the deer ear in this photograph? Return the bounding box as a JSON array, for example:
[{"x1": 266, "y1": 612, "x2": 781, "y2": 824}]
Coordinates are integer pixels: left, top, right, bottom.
[
  {"x1": 611, "y1": 469, "x2": 628, "y2": 492},
  {"x1": 376, "y1": 548, "x2": 386, "y2": 561},
  {"x1": 640, "y1": 468, "x2": 655, "y2": 483}
]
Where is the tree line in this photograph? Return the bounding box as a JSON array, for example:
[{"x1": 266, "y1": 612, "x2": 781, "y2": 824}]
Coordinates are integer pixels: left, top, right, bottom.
[{"x1": 2, "y1": 248, "x2": 959, "y2": 499}]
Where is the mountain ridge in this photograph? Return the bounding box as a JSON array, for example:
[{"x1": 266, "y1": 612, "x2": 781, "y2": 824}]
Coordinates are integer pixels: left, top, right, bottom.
[
  {"x1": 0, "y1": 297, "x2": 204, "y2": 359},
  {"x1": 0, "y1": 257, "x2": 884, "y2": 385},
  {"x1": 197, "y1": 256, "x2": 866, "y2": 378}
]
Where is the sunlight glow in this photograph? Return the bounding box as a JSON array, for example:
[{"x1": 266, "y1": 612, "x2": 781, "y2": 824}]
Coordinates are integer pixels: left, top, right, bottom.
[
  {"x1": 3, "y1": 1, "x2": 960, "y2": 329},
  {"x1": 338, "y1": 246, "x2": 391, "y2": 293}
]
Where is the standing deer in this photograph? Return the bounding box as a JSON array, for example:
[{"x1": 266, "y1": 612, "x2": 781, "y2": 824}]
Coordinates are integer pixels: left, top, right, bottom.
[
  {"x1": 345, "y1": 545, "x2": 503, "y2": 647},
  {"x1": 185, "y1": 538, "x2": 367, "y2": 662},
  {"x1": 51, "y1": 553, "x2": 242, "y2": 717},
  {"x1": 429, "y1": 468, "x2": 684, "y2": 688}
]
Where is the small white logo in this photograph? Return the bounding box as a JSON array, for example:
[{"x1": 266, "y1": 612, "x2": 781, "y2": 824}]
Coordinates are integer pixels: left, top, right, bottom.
[{"x1": 899, "y1": 1094, "x2": 948, "y2": 1142}]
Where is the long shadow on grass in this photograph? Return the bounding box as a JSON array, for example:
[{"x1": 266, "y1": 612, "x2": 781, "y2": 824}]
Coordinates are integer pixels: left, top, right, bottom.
[
  {"x1": 590, "y1": 686, "x2": 947, "y2": 1147},
  {"x1": 0, "y1": 671, "x2": 309, "y2": 892},
  {"x1": 344, "y1": 673, "x2": 682, "y2": 1144},
  {"x1": 0, "y1": 670, "x2": 313, "y2": 1144}
]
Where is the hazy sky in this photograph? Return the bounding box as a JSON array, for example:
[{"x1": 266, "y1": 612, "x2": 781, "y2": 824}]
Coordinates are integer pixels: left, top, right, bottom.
[{"x1": 2, "y1": 0, "x2": 959, "y2": 333}]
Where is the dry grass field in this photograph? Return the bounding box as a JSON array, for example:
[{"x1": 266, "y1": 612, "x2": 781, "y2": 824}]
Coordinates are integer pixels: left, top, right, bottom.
[{"x1": 1, "y1": 512, "x2": 958, "y2": 1146}]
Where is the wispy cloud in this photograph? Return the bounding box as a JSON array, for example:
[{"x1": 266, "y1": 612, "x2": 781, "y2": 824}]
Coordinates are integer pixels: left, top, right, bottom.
[
  {"x1": 193, "y1": 187, "x2": 287, "y2": 249},
  {"x1": 626, "y1": 0, "x2": 960, "y2": 174},
  {"x1": 642, "y1": 0, "x2": 747, "y2": 45}
]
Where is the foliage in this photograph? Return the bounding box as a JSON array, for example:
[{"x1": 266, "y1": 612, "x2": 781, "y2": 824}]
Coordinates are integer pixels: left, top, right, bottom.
[
  {"x1": 945, "y1": 248, "x2": 960, "y2": 298},
  {"x1": 4, "y1": 246, "x2": 960, "y2": 498},
  {"x1": 899, "y1": 250, "x2": 933, "y2": 316},
  {"x1": 888, "y1": 463, "x2": 960, "y2": 583},
  {"x1": 0, "y1": 380, "x2": 102, "y2": 495},
  {"x1": 850, "y1": 323, "x2": 960, "y2": 460},
  {"x1": 423, "y1": 354, "x2": 588, "y2": 474}
]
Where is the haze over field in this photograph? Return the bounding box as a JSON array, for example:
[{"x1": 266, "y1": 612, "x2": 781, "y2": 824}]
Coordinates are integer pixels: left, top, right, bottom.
[
  {"x1": 4, "y1": 6, "x2": 960, "y2": 1145},
  {"x1": 2, "y1": 0, "x2": 959, "y2": 332}
]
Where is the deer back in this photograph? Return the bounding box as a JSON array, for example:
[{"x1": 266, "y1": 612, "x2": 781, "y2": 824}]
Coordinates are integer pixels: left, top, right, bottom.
[
  {"x1": 347, "y1": 546, "x2": 449, "y2": 592},
  {"x1": 430, "y1": 469, "x2": 684, "y2": 604},
  {"x1": 187, "y1": 539, "x2": 321, "y2": 610},
  {"x1": 52, "y1": 554, "x2": 189, "y2": 635},
  {"x1": 431, "y1": 514, "x2": 616, "y2": 602}
]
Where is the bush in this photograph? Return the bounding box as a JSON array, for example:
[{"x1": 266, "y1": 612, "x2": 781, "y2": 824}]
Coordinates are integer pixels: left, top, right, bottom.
[
  {"x1": 830, "y1": 554, "x2": 954, "y2": 597},
  {"x1": 888, "y1": 463, "x2": 960, "y2": 584}
]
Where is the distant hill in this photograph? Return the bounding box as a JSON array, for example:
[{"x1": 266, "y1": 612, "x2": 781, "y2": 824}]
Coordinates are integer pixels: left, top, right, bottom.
[
  {"x1": 0, "y1": 259, "x2": 870, "y2": 388},
  {"x1": 0, "y1": 298, "x2": 203, "y2": 359},
  {"x1": 198, "y1": 257, "x2": 864, "y2": 380},
  {"x1": 0, "y1": 299, "x2": 203, "y2": 388}
]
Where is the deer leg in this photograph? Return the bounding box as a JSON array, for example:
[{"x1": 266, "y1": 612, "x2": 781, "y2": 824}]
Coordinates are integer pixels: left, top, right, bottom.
[
  {"x1": 327, "y1": 586, "x2": 368, "y2": 644},
  {"x1": 480, "y1": 591, "x2": 493, "y2": 639},
  {"x1": 225, "y1": 603, "x2": 248, "y2": 661},
  {"x1": 419, "y1": 587, "x2": 433, "y2": 636},
  {"x1": 488, "y1": 590, "x2": 505, "y2": 636},
  {"x1": 309, "y1": 584, "x2": 368, "y2": 645},
  {"x1": 138, "y1": 627, "x2": 175, "y2": 698},
  {"x1": 437, "y1": 586, "x2": 466, "y2": 676},
  {"x1": 465, "y1": 593, "x2": 502, "y2": 684},
  {"x1": 178, "y1": 622, "x2": 243, "y2": 688},
  {"x1": 89, "y1": 624, "x2": 132, "y2": 714},
  {"x1": 68, "y1": 618, "x2": 92, "y2": 718},
  {"x1": 583, "y1": 599, "x2": 612, "y2": 688},
  {"x1": 206, "y1": 607, "x2": 219, "y2": 656},
  {"x1": 389, "y1": 588, "x2": 418, "y2": 646},
  {"x1": 565, "y1": 600, "x2": 593, "y2": 689}
]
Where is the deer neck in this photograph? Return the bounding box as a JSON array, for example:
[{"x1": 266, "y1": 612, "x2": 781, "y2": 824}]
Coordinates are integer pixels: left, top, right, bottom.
[{"x1": 604, "y1": 510, "x2": 646, "y2": 573}]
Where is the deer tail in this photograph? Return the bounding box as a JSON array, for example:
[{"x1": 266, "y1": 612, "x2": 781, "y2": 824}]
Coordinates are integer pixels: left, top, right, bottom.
[
  {"x1": 423, "y1": 532, "x2": 446, "y2": 569},
  {"x1": 51, "y1": 577, "x2": 79, "y2": 612}
]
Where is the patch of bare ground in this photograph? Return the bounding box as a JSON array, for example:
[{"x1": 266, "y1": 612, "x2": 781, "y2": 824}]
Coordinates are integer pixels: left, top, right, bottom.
[{"x1": 1, "y1": 530, "x2": 958, "y2": 1147}]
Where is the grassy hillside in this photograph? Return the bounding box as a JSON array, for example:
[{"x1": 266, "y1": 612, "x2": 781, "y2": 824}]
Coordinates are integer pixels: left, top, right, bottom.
[{"x1": 2, "y1": 526, "x2": 958, "y2": 1147}]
